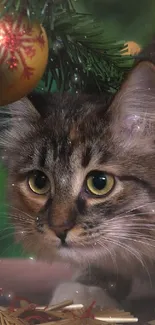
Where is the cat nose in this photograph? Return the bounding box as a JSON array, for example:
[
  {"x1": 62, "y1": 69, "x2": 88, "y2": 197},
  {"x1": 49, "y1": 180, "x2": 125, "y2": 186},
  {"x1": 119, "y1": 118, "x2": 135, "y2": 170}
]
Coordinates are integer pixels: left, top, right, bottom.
[
  {"x1": 47, "y1": 202, "x2": 77, "y2": 242},
  {"x1": 52, "y1": 224, "x2": 74, "y2": 243},
  {"x1": 55, "y1": 229, "x2": 68, "y2": 243}
]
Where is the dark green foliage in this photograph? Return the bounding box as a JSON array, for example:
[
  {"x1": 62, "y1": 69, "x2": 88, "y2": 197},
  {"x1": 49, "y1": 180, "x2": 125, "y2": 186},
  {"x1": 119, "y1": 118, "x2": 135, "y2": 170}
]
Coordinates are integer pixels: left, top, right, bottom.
[{"x1": 1, "y1": 0, "x2": 132, "y2": 95}]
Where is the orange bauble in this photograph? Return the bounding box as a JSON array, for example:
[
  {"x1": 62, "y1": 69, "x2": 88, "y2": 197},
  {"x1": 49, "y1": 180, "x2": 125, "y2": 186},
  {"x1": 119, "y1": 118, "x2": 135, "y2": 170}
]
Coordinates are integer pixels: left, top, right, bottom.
[
  {"x1": 122, "y1": 41, "x2": 141, "y2": 56},
  {"x1": 0, "y1": 11, "x2": 49, "y2": 106}
]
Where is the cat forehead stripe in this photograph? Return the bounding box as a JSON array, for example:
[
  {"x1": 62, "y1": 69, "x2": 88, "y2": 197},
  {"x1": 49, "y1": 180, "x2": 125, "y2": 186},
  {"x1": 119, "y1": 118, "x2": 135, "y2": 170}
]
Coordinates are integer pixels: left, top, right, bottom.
[{"x1": 81, "y1": 146, "x2": 92, "y2": 168}]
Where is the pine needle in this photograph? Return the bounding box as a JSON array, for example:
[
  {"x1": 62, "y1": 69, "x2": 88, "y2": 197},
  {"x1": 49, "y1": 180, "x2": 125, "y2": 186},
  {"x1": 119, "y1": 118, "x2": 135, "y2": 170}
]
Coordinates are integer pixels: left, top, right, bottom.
[{"x1": 0, "y1": 0, "x2": 133, "y2": 94}]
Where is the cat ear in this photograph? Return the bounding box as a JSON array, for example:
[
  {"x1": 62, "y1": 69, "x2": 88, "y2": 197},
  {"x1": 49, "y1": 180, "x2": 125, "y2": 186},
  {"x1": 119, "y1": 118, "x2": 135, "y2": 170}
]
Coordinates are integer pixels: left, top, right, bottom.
[
  {"x1": 7, "y1": 97, "x2": 40, "y2": 120},
  {"x1": 110, "y1": 61, "x2": 155, "y2": 150}
]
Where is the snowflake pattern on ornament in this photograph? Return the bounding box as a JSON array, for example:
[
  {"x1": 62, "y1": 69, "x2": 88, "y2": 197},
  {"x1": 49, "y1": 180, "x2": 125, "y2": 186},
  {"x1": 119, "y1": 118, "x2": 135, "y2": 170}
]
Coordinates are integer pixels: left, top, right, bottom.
[{"x1": 0, "y1": 14, "x2": 45, "y2": 79}]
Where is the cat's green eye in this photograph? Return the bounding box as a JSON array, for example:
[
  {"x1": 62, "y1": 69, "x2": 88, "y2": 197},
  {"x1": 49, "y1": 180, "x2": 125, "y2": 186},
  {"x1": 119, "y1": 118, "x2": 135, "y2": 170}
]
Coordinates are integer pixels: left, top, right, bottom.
[
  {"x1": 86, "y1": 171, "x2": 115, "y2": 196},
  {"x1": 28, "y1": 171, "x2": 50, "y2": 195}
]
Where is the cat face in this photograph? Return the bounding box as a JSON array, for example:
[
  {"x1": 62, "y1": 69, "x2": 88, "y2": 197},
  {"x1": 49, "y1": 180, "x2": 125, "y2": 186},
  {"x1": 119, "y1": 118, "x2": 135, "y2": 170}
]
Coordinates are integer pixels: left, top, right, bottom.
[{"x1": 1, "y1": 61, "x2": 155, "y2": 274}]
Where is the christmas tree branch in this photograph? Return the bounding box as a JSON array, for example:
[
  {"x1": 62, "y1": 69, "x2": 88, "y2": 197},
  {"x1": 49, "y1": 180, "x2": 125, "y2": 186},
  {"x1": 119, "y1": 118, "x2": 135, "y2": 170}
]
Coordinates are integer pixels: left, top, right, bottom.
[
  {"x1": 1, "y1": 0, "x2": 133, "y2": 94},
  {"x1": 44, "y1": 11, "x2": 132, "y2": 93}
]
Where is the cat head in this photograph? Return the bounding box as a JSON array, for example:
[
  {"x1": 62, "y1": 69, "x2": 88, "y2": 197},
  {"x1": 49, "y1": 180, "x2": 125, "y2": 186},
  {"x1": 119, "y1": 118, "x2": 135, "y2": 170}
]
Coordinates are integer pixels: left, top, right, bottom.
[{"x1": 1, "y1": 61, "x2": 155, "y2": 273}]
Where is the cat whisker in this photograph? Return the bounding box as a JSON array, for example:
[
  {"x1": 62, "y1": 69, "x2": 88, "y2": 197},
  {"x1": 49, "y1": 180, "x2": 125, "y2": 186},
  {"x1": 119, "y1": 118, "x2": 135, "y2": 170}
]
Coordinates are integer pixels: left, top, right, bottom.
[
  {"x1": 0, "y1": 228, "x2": 29, "y2": 242},
  {"x1": 97, "y1": 238, "x2": 118, "y2": 274},
  {"x1": 118, "y1": 221, "x2": 155, "y2": 226},
  {"x1": 102, "y1": 237, "x2": 151, "y2": 280},
  {"x1": 99, "y1": 228, "x2": 155, "y2": 241},
  {"x1": 112, "y1": 233, "x2": 155, "y2": 246},
  {"x1": 102, "y1": 225, "x2": 155, "y2": 233},
  {"x1": 0, "y1": 212, "x2": 33, "y2": 222},
  {"x1": 113, "y1": 233, "x2": 155, "y2": 241},
  {"x1": 0, "y1": 232, "x2": 33, "y2": 258},
  {"x1": 0, "y1": 221, "x2": 17, "y2": 231},
  {"x1": 6, "y1": 205, "x2": 35, "y2": 221},
  {"x1": 95, "y1": 214, "x2": 155, "y2": 228},
  {"x1": 93, "y1": 223, "x2": 155, "y2": 234},
  {"x1": 0, "y1": 223, "x2": 32, "y2": 238},
  {"x1": 105, "y1": 212, "x2": 155, "y2": 224},
  {"x1": 8, "y1": 212, "x2": 35, "y2": 223},
  {"x1": 117, "y1": 201, "x2": 155, "y2": 217},
  {"x1": 103, "y1": 238, "x2": 144, "y2": 265}
]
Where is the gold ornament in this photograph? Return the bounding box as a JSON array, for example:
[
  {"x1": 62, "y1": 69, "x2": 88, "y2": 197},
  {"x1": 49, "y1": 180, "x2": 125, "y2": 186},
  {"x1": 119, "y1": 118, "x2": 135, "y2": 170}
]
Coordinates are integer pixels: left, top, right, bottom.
[
  {"x1": 0, "y1": 8, "x2": 49, "y2": 106},
  {"x1": 122, "y1": 41, "x2": 141, "y2": 56}
]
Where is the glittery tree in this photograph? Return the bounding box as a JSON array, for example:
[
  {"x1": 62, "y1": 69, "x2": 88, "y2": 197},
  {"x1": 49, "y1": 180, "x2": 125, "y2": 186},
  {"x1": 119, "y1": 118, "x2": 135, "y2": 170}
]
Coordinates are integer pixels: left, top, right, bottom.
[{"x1": 0, "y1": 0, "x2": 134, "y2": 96}]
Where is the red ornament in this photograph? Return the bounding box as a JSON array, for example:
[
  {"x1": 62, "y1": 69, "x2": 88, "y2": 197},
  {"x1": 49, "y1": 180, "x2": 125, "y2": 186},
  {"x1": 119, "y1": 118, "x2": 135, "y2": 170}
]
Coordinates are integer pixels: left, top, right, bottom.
[{"x1": 0, "y1": 8, "x2": 49, "y2": 106}]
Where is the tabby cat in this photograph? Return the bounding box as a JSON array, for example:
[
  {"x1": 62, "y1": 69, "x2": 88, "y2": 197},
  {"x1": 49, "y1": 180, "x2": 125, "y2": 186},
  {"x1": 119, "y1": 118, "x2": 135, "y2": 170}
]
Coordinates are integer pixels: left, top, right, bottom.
[{"x1": 1, "y1": 43, "x2": 155, "y2": 306}]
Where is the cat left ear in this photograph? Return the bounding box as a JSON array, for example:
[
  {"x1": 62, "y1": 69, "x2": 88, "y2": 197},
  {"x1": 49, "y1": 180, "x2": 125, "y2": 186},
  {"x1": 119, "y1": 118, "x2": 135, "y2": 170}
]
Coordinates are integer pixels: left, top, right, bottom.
[
  {"x1": 110, "y1": 61, "x2": 155, "y2": 142},
  {"x1": 7, "y1": 97, "x2": 40, "y2": 120}
]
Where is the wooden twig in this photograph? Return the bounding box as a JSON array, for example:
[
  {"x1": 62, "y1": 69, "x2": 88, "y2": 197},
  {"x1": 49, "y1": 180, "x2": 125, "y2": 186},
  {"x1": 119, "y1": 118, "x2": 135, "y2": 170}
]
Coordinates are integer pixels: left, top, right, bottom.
[
  {"x1": 36, "y1": 302, "x2": 83, "y2": 311},
  {"x1": 95, "y1": 316, "x2": 138, "y2": 323},
  {"x1": 40, "y1": 300, "x2": 73, "y2": 311}
]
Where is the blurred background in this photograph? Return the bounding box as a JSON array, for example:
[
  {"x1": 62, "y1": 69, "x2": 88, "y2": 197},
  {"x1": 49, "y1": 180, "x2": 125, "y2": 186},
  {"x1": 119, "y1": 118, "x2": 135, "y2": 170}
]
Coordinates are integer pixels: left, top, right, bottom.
[{"x1": 74, "y1": 0, "x2": 155, "y2": 45}]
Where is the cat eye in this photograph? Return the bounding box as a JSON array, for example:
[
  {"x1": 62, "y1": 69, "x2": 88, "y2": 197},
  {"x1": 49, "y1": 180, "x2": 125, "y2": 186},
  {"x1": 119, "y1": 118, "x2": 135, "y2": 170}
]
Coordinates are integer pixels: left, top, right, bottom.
[
  {"x1": 86, "y1": 170, "x2": 115, "y2": 197},
  {"x1": 28, "y1": 170, "x2": 50, "y2": 195}
]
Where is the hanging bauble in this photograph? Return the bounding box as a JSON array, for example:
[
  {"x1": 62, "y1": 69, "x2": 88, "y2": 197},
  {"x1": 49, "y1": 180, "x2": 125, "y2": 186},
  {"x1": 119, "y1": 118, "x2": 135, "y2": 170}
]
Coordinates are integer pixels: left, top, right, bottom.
[{"x1": 0, "y1": 7, "x2": 49, "y2": 106}]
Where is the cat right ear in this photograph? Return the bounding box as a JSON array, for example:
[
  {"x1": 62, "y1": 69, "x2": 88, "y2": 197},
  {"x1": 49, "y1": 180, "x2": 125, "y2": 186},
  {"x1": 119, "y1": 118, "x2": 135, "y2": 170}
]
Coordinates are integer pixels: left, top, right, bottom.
[{"x1": 109, "y1": 61, "x2": 155, "y2": 151}]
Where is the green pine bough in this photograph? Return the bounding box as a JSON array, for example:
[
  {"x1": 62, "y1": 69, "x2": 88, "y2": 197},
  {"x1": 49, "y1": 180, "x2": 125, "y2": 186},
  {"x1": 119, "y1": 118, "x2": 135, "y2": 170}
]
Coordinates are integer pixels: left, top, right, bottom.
[
  {"x1": 1, "y1": 0, "x2": 133, "y2": 94},
  {"x1": 0, "y1": 0, "x2": 134, "y2": 257}
]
